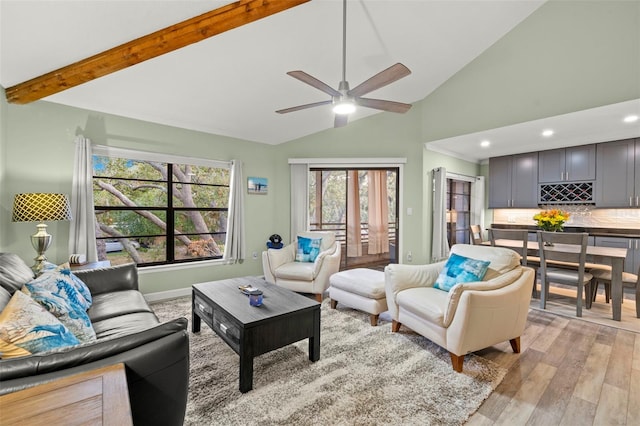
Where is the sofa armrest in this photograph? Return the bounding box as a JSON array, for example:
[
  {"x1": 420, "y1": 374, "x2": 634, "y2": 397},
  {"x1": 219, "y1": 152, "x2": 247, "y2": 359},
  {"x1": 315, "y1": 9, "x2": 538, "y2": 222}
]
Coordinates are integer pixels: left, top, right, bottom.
[
  {"x1": 445, "y1": 267, "x2": 534, "y2": 356},
  {"x1": 0, "y1": 318, "x2": 189, "y2": 426},
  {"x1": 311, "y1": 243, "x2": 339, "y2": 277},
  {"x1": 442, "y1": 267, "x2": 524, "y2": 327},
  {"x1": 384, "y1": 262, "x2": 445, "y2": 319},
  {"x1": 72, "y1": 263, "x2": 138, "y2": 295},
  {"x1": 264, "y1": 244, "x2": 296, "y2": 272}
]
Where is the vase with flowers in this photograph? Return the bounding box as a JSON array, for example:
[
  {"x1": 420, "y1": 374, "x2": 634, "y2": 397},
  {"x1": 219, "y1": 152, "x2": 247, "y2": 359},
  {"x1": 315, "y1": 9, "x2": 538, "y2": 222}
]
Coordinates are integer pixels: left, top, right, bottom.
[{"x1": 533, "y1": 209, "x2": 570, "y2": 245}]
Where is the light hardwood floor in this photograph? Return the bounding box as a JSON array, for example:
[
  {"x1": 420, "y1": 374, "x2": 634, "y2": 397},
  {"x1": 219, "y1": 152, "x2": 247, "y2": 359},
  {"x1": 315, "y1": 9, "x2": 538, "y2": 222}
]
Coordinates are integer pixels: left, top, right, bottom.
[{"x1": 468, "y1": 307, "x2": 640, "y2": 425}]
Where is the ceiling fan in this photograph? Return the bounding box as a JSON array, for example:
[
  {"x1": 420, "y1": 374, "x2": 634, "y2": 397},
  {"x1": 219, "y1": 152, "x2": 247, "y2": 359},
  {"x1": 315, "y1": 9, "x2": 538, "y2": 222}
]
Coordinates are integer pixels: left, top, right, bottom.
[{"x1": 276, "y1": 0, "x2": 412, "y2": 127}]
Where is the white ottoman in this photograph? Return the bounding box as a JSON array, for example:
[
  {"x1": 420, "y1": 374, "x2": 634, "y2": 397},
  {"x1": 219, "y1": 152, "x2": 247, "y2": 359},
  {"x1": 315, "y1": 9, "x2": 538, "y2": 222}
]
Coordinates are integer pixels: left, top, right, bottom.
[{"x1": 329, "y1": 268, "x2": 387, "y2": 326}]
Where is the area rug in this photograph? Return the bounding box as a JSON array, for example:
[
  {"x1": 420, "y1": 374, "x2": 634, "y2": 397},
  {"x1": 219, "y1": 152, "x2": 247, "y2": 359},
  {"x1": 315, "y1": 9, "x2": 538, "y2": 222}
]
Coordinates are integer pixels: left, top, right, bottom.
[
  {"x1": 151, "y1": 296, "x2": 507, "y2": 425},
  {"x1": 529, "y1": 285, "x2": 640, "y2": 334}
]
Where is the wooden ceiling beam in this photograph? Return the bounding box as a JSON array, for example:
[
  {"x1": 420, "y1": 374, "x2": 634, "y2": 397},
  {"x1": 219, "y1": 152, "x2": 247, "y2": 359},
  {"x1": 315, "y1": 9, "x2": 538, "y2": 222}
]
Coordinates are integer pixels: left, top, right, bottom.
[{"x1": 5, "y1": 0, "x2": 310, "y2": 104}]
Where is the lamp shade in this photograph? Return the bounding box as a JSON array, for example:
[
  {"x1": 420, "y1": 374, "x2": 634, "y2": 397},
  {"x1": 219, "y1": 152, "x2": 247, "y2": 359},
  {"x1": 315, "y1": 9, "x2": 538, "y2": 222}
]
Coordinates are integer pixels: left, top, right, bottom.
[{"x1": 12, "y1": 193, "x2": 72, "y2": 222}]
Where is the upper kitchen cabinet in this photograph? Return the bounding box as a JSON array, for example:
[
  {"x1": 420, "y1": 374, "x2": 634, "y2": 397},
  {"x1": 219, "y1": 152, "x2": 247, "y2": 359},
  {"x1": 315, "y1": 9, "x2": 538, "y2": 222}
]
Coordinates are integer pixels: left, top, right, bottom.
[
  {"x1": 596, "y1": 138, "x2": 640, "y2": 207},
  {"x1": 489, "y1": 152, "x2": 538, "y2": 208},
  {"x1": 538, "y1": 145, "x2": 596, "y2": 183}
]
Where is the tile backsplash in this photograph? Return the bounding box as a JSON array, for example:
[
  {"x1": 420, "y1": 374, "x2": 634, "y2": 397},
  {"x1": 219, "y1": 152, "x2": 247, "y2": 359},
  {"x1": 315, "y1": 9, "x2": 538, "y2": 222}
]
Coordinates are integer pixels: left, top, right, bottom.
[{"x1": 492, "y1": 207, "x2": 640, "y2": 229}]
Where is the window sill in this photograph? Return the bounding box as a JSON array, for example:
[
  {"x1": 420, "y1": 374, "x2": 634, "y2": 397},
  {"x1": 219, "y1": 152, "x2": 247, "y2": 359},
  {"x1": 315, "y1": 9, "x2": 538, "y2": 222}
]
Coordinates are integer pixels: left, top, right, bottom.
[{"x1": 138, "y1": 258, "x2": 234, "y2": 274}]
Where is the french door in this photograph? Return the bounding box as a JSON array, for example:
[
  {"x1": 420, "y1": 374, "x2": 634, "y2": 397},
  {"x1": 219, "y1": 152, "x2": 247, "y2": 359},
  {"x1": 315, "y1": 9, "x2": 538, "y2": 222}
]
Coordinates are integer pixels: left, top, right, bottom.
[{"x1": 309, "y1": 167, "x2": 399, "y2": 270}]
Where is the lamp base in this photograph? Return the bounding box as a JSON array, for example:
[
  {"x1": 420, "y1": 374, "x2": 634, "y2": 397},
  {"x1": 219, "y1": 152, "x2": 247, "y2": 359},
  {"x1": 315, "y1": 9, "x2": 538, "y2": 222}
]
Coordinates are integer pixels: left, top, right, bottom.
[{"x1": 31, "y1": 223, "x2": 52, "y2": 275}]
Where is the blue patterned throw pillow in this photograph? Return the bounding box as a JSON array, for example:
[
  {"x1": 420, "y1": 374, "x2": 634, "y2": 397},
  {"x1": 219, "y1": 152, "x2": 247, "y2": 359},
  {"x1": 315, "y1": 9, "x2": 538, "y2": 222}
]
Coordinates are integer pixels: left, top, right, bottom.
[
  {"x1": 35, "y1": 263, "x2": 92, "y2": 310},
  {"x1": 41, "y1": 262, "x2": 92, "y2": 308},
  {"x1": 296, "y1": 236, "x2": 322, "y2": 263},
  {"x1": 0, "y1": 291, "x2": 80, "y2": 359},
  {"x1": 433, "y1": 253, "x2": 491, "y2": 292},
  {"x1": 22, "y1": 283, "x2": 96, "y2": 343}
]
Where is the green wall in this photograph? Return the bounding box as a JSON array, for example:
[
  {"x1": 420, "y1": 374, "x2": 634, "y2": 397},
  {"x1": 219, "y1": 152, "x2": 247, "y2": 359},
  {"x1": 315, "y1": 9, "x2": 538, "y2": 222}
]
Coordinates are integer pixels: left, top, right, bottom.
[
  {"x1": 1, "y1": 0, "x2": 638, "y2": 294},
  {"x1": 420, "y1": 0, "x2": 640, "y2": 142},
  {"x1": 0, "y1": 101, "x2": 278, "y2": 294}
]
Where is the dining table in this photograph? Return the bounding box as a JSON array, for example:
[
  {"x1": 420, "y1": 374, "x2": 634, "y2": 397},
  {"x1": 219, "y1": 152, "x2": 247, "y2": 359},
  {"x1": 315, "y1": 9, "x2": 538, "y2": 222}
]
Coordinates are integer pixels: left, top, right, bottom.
[{"x1": 488, "y1": 239, "x2": 629, "y2": 321}]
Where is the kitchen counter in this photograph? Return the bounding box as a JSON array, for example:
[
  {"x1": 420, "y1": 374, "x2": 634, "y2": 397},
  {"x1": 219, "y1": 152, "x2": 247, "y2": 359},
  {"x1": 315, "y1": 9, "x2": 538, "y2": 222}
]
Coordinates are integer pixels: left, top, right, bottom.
[{"x1": 490, "y1": 224, "x2": 640, "y2": 238}]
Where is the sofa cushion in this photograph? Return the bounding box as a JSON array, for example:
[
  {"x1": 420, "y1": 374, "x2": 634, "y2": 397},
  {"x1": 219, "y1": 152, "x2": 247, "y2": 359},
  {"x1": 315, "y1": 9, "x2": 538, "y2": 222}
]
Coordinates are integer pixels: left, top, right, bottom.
[
  {"x1": 88, "y1": 290, "x2": 154, "y2": 323},
  {"x1": 396, "y1": 287, "x2": 449, "y2": 326},
  {"x1": 92, "y1": 312, "x2": 160, "y2": 340},
  {"x1": 0, "y1": 291, "x2": 80, "y2": 359},
  {"x1": 21, "y1": 283, "x2": 96, "y2": 343},
  {"x1": 274, "y1": 262, "x2": 316, "y2": 281},
  {"x1": 433, "y1": 253, "x2": 490, "y2": 292},
  {"x1": 0, "y1": 253, "x2": 34, "y2": 294},
  {"x1": 450, "y1": 244, "x2": 521, "y2": 280},
  {"x1": 296, "y1": 236, "x2": 322, "y2": 262}
]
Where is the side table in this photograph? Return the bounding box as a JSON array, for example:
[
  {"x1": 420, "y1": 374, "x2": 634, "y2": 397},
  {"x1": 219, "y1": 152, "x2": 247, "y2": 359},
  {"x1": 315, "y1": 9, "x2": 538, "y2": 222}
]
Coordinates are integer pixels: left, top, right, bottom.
[{"x1": 0, "y1": 363, "x2": 132, "y2": 425}]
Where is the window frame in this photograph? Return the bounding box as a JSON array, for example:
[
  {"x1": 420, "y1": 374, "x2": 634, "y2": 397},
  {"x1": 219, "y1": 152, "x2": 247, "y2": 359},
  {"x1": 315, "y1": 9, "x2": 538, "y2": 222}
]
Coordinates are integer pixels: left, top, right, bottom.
[{"x1": 92, "y1": 146, "x2": 232, "y2": 268}]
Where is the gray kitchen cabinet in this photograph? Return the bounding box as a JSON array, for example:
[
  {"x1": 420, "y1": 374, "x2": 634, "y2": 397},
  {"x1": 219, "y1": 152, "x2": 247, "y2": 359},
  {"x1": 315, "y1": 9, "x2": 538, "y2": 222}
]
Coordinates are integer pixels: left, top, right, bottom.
[
  {"x1": 489, "y1": 152, "x2": 538, "y2": 208},
  {"x1": 594, "y1": 235, "x2": 640, "y2": 274},
  {"x1": 538, "y1": 144, "x2": 596, "y2": 183},
  {"x1": 595, "y1": 138, "x2": 639, "y2": 207}
]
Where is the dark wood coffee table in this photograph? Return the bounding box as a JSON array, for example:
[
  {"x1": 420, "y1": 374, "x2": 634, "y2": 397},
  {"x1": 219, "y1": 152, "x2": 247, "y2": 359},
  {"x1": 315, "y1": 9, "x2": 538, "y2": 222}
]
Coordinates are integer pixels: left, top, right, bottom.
[{"x1": 192, "y1": 276, "x2": 320, "y2": 392}]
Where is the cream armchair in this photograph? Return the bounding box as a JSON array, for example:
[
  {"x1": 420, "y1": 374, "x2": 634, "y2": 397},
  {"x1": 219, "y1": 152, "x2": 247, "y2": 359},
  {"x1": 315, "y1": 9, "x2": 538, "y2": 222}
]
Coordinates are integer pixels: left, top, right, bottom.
[
  {"x1": 385, "y1": 244, "x2": 534, "y2": 372},
  {"x1": 262, "y1": 231, "x2": 341, "y2": 302}
]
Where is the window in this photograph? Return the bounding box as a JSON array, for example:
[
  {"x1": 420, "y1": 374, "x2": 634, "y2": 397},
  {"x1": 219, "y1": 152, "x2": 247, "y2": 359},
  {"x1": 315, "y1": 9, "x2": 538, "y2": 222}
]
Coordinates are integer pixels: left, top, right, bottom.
[
  {"x1": 92, "y1": 152, "x2": 231, "y2": 267},
  {"x1": 446, "y1": 178, "x2": 471, "y2": 246},
  {"x1": 309, "y1": 168, "x2": 399, "y2": 269}
]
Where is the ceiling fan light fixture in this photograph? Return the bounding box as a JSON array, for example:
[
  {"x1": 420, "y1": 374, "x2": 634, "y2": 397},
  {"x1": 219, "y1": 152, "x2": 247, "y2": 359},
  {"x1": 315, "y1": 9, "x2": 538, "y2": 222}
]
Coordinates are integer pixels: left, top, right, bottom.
[{"x1": 333, "y1": 100, "x2": 356, "y2": 115}]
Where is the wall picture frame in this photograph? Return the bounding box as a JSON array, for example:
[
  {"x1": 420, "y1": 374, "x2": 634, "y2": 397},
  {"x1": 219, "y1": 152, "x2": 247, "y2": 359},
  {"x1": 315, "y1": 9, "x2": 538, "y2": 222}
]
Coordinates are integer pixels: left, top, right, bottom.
[{"x1": 247, "y1": 176, "x2": 268, "y2": 195}]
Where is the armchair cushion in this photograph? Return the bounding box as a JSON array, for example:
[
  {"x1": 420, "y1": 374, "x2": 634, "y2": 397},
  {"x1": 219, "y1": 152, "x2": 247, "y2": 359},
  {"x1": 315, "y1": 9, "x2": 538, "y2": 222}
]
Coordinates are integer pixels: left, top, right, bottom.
[
  {"x1": 433, "y1": 253, "x2": 490, "y2": 292},
  {"x1": 450, "y1": 244, "x2": 521, "y2": 280},
  {"x1": 296, "y1": 236, "x2": 322, "y2": 262}
]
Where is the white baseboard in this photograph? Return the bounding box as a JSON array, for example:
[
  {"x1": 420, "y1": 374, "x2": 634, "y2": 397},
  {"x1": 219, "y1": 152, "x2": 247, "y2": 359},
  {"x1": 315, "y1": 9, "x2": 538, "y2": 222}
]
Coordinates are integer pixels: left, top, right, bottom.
[{"x1": 144, "y1": 287, "x2": 191, "y2": 303}]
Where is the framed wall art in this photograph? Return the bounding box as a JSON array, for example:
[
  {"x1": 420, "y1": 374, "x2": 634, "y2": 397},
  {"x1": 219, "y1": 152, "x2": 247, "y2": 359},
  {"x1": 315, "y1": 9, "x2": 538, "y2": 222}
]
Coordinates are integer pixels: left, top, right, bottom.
[{"x1": 247, "y1": 177, "x2": 268, "y2": 195}]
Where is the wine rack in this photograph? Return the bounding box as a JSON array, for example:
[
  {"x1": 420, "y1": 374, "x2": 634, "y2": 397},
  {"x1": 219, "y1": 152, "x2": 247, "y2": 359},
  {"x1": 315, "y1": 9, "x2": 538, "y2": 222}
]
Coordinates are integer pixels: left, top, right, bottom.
[{"x1": 538, "y1": 182, "x2": 594, "y2": 204}]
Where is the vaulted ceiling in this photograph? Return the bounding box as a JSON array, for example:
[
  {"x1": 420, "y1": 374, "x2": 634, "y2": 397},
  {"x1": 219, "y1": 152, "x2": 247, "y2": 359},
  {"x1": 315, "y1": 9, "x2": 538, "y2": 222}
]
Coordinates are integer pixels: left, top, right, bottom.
[{"x1": 1, "y1": 0, "x2": 547, "y2": 145}]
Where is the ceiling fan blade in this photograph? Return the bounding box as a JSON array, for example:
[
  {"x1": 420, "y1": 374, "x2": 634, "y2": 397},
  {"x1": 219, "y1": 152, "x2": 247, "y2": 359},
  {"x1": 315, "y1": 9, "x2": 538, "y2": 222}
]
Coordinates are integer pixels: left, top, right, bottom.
[
  {"x1": 334, "y1": 114, "x2": 349, "y2": 128},
  {"x1": 348, "y1": 63, "x2": 411, "y2": 98},
  {"x1": 357, "y1": 98, "x2": 412, "y2": 114},
  {"x1": 286, "y1": 71, "x2": 341, "y2": 97},
  {"x1": 276, "y1": 100, "x2": 332, "y2": 114}
]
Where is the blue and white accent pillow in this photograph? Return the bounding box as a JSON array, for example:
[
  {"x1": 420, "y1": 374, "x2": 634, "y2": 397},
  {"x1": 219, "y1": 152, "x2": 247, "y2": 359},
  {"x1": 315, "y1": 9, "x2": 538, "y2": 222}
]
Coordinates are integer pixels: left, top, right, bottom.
[
  {"x1": 433, "y1": 253, "x2": 491, "y2": 292},
  {"x1": 22, "y1": 283, "x2": 96, "y2": 343},
  {"x1": 296, "y1": 236, "x2": 322, "y2": 263},
  {"x1": 39, "y1": 263, "x2": 92, "y2": 309},
  {"x1": 0, "y1": 291, "x2": 80, "y2": 359}
]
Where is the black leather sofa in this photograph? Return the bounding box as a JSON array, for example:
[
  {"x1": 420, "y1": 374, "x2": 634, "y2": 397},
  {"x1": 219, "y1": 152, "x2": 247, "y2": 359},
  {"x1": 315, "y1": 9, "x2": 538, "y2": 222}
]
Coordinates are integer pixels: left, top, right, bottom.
[{"x1": 0, "y1": 263, "x2": 189, "y2": 426}]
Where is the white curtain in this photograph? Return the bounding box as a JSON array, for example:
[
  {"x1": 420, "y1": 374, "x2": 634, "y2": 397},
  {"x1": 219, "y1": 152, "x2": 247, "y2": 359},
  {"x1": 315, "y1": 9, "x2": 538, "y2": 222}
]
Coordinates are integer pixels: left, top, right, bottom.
[
  {"x1": 68, "y1": 136, "x2": 98, "y2": 262},
  {"x1": 471, "y1": 176, "x2": 485, "y2": 232},
  {"x1": 224, "y1": 160, "x2": 245, "y2": 262},
  {"x1": 290, "y1": 163, "x2": 309, "y2": 241},
  {"x1": 368, "y1": 170, "x2": 389, "y2": 254},
  {"x1": 431, "y1": 167, "x2": 450, "y2": 262},
  {"x1": 346, "y1": 170, "x2": 362, "y2": 257}
]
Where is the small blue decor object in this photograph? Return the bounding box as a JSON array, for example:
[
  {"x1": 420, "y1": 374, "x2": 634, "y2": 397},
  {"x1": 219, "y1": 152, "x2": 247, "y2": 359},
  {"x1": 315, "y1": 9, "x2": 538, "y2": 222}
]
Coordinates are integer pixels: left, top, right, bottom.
[
  {"x1": 433, "y1": 253, "x2": 491, "y2": 292},
  {"x1": 249, "y1": 289, "x2": 263, "y2": 307}
]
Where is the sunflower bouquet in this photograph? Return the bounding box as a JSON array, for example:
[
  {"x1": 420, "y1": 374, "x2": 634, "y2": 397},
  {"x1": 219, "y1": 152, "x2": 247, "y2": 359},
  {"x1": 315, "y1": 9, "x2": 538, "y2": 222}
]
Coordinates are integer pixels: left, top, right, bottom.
[{"x1": 533, "y1": 209, "x2": 570, "y2": 232}]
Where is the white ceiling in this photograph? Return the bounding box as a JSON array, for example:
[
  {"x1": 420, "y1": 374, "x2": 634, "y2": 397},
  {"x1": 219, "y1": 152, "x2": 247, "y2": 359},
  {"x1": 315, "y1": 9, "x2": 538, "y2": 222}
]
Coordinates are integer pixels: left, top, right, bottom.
[
  {"x1": 426, "y1": 99, "x2": 640, "y2": 163},
  {"x1": 0, "y1": 0, "x2": 547, "y2": 145}
]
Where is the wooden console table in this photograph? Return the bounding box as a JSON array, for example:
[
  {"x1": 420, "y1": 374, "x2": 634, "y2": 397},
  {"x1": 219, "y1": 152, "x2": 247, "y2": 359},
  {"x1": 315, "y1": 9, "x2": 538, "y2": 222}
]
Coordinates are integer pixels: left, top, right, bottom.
[{"x1": 0, "y1": 363, "x2": 132, "y2": 425}]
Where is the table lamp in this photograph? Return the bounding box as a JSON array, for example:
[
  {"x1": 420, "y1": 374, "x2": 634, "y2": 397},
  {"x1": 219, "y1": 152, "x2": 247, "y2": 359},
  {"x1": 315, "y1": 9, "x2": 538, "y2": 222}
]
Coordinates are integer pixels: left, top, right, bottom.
[{"x1": 12, "y1": 193, "x2": 72, "y2": 274}]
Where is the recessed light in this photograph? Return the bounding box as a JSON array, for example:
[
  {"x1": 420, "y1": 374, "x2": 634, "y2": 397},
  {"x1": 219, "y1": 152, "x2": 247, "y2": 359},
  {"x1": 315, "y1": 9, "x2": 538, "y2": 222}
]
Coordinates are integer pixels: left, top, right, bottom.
[
  {"x1": 623, "y1": 114, "x2": 639, "y2": 123},
  {"x1": 542, "y1": 129, "x2": 554, "y2": 137},
  {"x1": 480, "y1": 140, "x2": 490, "y2": 147}
]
